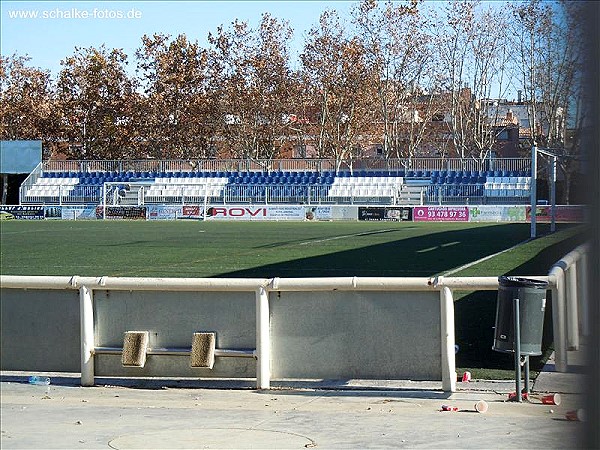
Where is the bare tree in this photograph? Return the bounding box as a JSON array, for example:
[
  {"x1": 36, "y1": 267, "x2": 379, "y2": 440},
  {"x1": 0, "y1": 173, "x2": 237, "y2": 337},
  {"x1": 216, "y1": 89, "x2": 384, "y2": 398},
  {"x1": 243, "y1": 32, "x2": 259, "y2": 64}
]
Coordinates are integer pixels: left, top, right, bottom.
[
  {"x1": 56, "y1": 45, "x2": 136, "y2": 159},
  {"x1": 135, "y1": 33, "x2": 217, "y2": 160},
  {"x1": 511, "y1": 0, "x2": 586, "y2": 203},
  {"x1": 353, "y1": 0, "x2": 442, "y2": 161},
  {"x1": 434, "y1": 0, "x2": 511, "y2": 161},
  {"x1": 0, "y1": 54, "x2": 59, "y2": 158},
  {"x1": 301, "y1": 9, "x2": 375, "y2": 172}
]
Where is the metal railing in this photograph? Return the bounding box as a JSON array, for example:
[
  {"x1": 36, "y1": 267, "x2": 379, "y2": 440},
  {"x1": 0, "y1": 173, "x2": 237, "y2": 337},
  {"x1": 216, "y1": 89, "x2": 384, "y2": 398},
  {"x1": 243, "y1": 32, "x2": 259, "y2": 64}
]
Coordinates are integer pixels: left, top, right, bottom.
[
  {"x1": 0, "y1": 243, "x2": 589, "y2": 388},
  {"x1": 41, "y1": 158, "x2": 531, "y2": 175},
  {"x1": 547, "y1": 244, "x2": 590, "y2": 372},
  {"x1": 21, "y1": 179, "x2": 533, "y2": 207},
  {"x1": 21, "y1": 184, "x2": 103, "y2": 205},
  {"x1": 425, "y1": 184, "x2": 530, "y2": 206}
]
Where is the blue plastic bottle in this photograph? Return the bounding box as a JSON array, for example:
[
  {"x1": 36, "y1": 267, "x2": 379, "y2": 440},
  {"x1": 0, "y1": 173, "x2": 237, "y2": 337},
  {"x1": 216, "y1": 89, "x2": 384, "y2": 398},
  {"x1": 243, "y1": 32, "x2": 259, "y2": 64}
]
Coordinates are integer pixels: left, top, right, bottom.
[{"x1": 28, "y1": 376, "x2": 51, "y2": 385}]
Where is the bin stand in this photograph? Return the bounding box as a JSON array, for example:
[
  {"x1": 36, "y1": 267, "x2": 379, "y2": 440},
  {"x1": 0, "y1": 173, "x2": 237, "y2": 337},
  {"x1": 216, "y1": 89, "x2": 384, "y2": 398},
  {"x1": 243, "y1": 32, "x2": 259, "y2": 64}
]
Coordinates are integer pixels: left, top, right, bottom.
[
  {"x1": 512, "y1": 297, "x2": 531, "y2": 402},
  {"x1": 514, "y1": 297, "x2": 522, "y2": 402},
  {"x1": 524, "y1": 355, "x2": 530, "y2": 396}
]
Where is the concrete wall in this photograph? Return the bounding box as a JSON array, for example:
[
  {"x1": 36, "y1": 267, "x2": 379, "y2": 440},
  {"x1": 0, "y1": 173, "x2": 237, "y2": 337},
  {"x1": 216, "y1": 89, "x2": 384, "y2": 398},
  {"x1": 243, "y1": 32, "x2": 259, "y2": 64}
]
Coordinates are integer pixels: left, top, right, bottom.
[
  {"x1": 1, "y1": 288, "x2": 80, "y2": 371},
  {"x1": 271, "y1": 291, "x2": 440, "y2": 380},
  {"x1": 93, "y1": 290, "x2": 256, "y2": 378},
  {"x1": 0, "y1": 285, "x2": 440, "y2": 381}
]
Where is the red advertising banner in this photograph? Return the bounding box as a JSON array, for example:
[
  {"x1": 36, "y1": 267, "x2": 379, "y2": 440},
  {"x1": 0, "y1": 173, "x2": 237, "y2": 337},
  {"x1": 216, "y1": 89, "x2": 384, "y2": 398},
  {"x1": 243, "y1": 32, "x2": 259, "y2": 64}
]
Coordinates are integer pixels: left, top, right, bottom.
[
  {"x1": 526, "y1": 206, "x2": 586, "y2": 222},
  {"x1": 413, "y1": 206, "x2": 469, "y2": 222}
]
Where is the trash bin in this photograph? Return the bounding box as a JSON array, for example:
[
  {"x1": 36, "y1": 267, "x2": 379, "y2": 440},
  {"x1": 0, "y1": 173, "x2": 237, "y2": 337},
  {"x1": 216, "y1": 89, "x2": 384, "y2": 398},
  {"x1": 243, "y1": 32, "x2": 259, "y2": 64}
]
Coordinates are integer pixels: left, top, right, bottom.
[{"x1": 492, "y1": 276, "x2": 549, "y2": 356}]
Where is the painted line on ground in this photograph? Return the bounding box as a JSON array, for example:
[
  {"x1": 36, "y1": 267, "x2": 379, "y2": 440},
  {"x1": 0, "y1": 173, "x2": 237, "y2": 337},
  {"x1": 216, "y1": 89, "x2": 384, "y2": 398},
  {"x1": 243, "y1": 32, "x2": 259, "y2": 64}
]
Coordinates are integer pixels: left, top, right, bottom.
[
  {"x1": 298, "y1": 229, "x2": 397, "y2": 246},
  {"x1": 441, "y1": 238, "x2": 533, "y2": 276}
]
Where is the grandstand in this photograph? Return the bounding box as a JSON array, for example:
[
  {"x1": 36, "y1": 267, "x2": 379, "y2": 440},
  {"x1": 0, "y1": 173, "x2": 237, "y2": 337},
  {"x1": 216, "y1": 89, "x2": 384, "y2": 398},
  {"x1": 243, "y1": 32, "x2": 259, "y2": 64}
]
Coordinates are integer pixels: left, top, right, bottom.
[{"x1": 18, "y1": 158, "x2": 532, "y2": 207}]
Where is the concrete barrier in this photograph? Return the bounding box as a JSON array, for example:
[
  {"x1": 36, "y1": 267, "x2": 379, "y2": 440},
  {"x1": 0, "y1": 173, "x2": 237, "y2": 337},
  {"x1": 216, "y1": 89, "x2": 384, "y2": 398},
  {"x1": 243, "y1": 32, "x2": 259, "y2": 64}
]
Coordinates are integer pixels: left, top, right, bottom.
[{"x1": 1, "y1": 257, "x2": 588, "y2": 389}]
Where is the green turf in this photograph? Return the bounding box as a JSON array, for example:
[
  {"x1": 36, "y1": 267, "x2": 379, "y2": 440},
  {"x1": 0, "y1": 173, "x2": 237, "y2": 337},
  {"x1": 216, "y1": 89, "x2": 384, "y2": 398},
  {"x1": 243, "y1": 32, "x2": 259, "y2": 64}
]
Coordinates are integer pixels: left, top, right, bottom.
[
  {"x1": 0, "y1": 219, "x2": 588, "y2": 379},
  {"x1": 0, "y1": 220, "x2": 577, "y2": 278}
]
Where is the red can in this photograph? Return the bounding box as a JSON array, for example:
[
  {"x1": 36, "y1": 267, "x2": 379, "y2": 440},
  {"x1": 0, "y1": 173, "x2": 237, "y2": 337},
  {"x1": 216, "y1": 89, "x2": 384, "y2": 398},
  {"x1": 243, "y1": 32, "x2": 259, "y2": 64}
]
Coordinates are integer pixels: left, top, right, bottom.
[{"x1": 441, "y1": 405, "x2": 459, "y2": 412}]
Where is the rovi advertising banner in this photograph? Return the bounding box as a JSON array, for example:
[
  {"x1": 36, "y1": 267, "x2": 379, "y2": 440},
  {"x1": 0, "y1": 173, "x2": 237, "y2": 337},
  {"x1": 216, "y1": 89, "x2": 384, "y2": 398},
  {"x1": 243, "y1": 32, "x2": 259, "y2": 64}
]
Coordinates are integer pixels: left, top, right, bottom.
[
  {"x1": 468, "y1": 206, "x2": 526, "y2": 222},
  {"x1": 413, "y1": 206, "x2": 469, "y2": 222},
  {"x1": 206, "y1": 205, "x2": 305, "y2": 220}
]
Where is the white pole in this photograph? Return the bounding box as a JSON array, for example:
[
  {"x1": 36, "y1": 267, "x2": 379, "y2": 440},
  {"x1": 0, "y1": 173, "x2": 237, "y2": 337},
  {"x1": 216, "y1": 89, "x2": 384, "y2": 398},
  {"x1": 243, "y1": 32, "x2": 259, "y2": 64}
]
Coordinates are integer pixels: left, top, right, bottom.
[
  {"x1": 255, "y1": 286, "x2": 271, "y2": 390},
  {"x1": 79, "y1": 285, "x2": 95, "y2": 386},
  {"x1": 440, "y1": 286, "x2": 456, "y2": 392},
  {"x1": 549, "y1": 266, "x2": 568, "y2": 372},
  {"x1": 579, "y1": 250, "x2": 590, "y2": 337},
  {"x1": 550, "y1": 156, "x2": 556, "y2": 233},
  {"x1": 566, "y1": 264, "x2": 579, "y2": 350},
  {"x1": 530, "y1": 146, "x2": 537, "y2": 238}
]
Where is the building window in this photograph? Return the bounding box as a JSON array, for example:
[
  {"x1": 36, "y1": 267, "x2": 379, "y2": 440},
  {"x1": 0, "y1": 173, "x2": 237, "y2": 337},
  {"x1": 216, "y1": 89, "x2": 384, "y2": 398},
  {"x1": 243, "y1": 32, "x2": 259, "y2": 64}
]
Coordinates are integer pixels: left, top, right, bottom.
[{"x1": 497, "y1": 129, "x2": 509, "y2": 141}]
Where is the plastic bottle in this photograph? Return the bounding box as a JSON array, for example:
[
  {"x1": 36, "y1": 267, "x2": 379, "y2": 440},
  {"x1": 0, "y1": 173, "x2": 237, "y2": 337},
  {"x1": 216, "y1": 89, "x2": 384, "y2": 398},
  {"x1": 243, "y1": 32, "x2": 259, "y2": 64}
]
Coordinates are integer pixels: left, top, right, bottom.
[{"x1": 28, "y1": 376, "x2": 51, "y2": 385}]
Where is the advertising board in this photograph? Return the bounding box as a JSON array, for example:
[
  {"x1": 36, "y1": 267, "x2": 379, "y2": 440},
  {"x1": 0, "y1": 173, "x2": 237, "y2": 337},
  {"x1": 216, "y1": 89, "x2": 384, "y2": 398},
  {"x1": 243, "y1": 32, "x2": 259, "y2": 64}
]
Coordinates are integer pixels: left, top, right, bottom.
[
  {"x1": 413, "y1": 206, "x2": 469, "y2": 222},
  {"x1": 59, "y1": 206, "x2": 98, "y2": 220},
  {"x1": 304, "y1": 206, "x2": 333, "y2": 221},
  {"x1": 147, "y1": 205, "x2": 182, "y2": 220},
  {"x1": 181, "y1": 205, "x2": 203, "y2": 219},
  {"x1": 96, "y1": 206, "x2": 147, "y2": 220},
  {"x1": 358, "y1": 207, "x2": 412, "y2": 221},
  {"x1": 468, "y1": 206, "x2": 526, "y2": 222},
  {"x1": 526, "y1": 205, "x2": 586, "y2": 222},
  {"x1": 206, "y1": 205, "x2": 305, "y2": 220},
  {"x1": 0, "y1": 205, "x2": 44, "y2": 220}
]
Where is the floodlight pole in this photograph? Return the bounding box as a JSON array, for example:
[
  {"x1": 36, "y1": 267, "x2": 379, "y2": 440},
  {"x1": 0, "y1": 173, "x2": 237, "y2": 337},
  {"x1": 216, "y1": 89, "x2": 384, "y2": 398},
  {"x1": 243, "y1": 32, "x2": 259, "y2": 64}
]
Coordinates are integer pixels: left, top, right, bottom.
[{"x1": 530, "y1": 146, "x2": 537, "y2": 238}]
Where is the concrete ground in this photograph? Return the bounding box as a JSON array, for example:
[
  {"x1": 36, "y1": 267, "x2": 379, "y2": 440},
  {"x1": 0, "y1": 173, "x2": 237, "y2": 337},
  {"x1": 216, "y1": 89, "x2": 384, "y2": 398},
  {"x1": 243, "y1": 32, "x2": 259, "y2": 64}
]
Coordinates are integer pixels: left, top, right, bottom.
[{"x1": 1, "y1": 347, "x2": 591, "y2": 449}]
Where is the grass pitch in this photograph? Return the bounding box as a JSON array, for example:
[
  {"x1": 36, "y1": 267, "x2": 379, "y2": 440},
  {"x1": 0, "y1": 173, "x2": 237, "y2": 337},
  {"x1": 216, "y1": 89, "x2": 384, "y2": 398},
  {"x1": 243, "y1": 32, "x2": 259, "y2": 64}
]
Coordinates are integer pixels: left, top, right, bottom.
[
  {"x1": 0, "y1": 219, "x2": 587, "y2": 378},
  {"x1": 0, "y1": 220, "x2": 582, "y2": 278}
]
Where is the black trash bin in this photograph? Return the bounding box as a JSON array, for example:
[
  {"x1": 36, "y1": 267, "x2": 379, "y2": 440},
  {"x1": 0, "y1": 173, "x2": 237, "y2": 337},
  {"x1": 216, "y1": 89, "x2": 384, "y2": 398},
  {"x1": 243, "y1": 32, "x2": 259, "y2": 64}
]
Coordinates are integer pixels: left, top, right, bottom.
[{"x1": 493, "y1": 276, "x2": 549, "y2": 356}]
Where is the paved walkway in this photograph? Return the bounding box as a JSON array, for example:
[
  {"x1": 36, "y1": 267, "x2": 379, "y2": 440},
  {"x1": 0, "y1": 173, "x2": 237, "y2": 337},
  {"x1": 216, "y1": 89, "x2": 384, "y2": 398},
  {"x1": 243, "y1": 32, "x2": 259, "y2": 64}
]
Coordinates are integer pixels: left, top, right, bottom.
[{"x1": 1, "y1": 347, "x2": 591, "y2": 449}]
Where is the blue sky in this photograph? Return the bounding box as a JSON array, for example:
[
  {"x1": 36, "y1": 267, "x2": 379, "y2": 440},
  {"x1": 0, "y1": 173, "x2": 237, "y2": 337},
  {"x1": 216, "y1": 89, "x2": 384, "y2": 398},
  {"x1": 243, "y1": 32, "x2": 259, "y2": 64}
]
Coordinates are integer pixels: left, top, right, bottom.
[{"x1": 1, "y1": 0, "x2": 357, "y2": 77}]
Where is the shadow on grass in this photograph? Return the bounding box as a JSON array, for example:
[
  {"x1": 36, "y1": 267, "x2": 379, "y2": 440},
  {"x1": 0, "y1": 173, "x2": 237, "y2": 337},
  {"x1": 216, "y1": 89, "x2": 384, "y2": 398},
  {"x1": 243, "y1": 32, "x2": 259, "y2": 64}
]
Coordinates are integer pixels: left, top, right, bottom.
[
  {"x1": 454, "y1": 229, "x2": 587, "y2": 373},
  {"x1": 216, "y1": 223, "x2": 534, "y2": 278}
]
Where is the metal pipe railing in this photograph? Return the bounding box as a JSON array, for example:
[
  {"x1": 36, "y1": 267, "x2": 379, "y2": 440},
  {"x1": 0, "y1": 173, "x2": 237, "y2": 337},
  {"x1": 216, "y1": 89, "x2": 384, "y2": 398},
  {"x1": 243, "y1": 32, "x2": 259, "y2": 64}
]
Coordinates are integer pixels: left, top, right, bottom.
[{"x1": 4, "y1": 243, "x2": 590, "y2": 386}]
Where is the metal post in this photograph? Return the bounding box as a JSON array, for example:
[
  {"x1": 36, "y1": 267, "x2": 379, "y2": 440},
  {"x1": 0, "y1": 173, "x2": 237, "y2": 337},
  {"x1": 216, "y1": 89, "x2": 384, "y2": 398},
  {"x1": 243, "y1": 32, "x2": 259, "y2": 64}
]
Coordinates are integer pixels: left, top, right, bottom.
[
  {"x1": 102, "y1": 184, "x2": 106, "y2": 220},
  {"x1": 530, "y1": 146, "x2": 537, "y2": 238},
  {"x1": 255, "y1": 286, "x2": 270, "y2": 390},
  {"x1": 440, "y1": 287, "x2": 456, "y2": 392},
  {"x1": 80, "y1": 285, "x2": 95, "y2": 386},
  {"x1": 550, "y1": 156, "x2": 557, "y2": 233},
  {"x1": 514, "y1": 296, "x2": 522, "y2": 402}
]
